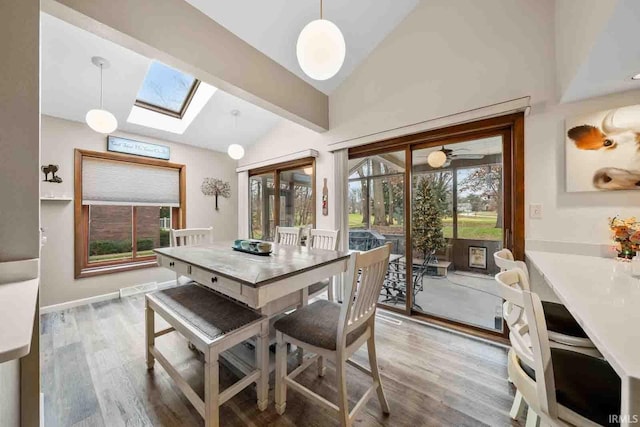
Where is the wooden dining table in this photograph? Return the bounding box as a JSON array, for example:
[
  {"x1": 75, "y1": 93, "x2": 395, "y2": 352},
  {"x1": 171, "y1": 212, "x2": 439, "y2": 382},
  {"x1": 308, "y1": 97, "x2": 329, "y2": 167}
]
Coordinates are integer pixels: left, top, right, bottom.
[
  {"x1": 527, "y1": 250, "x2": 640, "y2": 425},
  {"x1": 154, "y1": 241, "x2": 351, "y2": 373}
]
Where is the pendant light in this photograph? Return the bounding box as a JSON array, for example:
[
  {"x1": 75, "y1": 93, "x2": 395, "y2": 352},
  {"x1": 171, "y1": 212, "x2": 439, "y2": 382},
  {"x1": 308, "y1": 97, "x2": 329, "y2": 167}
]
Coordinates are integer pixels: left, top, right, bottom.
[
  {"x1": 85, "y1": 56, "x2": 118, "y2": 134},
  {"x1": 427, "y1": 148, "x2": 448, "y2": 168},
  {"x1": 296, "y1": 0, "x2": 346, "y2": 81},
  {"x1": 227, "y1": 110, "x2": 245, "y2": 160}
]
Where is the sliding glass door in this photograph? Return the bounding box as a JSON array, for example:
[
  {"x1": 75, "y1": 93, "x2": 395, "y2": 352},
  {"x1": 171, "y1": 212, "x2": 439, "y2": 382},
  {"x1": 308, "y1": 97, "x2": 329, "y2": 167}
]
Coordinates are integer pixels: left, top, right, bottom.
[
  {"x1": 411, "y1": 137, "x2": 505, "y2": 333},
  {"x1": 347, "y1": 114, "x2": 523, "y2": 339}
]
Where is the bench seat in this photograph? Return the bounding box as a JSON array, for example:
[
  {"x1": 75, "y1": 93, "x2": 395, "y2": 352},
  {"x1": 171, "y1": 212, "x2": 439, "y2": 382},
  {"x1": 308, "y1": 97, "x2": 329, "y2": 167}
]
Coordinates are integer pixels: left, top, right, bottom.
[{"x1": 145, "y1": 284, "x2": 269, "y2": 427}]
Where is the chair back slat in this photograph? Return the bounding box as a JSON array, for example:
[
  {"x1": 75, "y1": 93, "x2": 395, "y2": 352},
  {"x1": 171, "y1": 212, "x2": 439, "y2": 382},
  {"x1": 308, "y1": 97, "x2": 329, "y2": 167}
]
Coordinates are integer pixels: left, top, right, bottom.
[
  {"x1": 494, "y1": 248, "x2": 530, "y2": 281},
  {"x1": 307, "y1": 229, "x2": 339, "y2": 251},
  {"x1": 170, "y1": 227, "x2": 214, "y2": 247},
  {"x1": 495, "y1": 268, "x2": 558, "y2": 418},
  {"x1": 275, "y1": 226, "x2": 302, "y2": 246},
  {"x1": 339, "y1": 243, "x2": 392, "y2": 338}
]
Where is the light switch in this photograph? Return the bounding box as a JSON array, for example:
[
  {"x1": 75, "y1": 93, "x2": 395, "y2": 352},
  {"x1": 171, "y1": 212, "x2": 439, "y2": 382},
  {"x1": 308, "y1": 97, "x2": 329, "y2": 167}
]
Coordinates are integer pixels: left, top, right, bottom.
[{"x1": 530, "y1": 203, "x2": 543, "y2": 219}]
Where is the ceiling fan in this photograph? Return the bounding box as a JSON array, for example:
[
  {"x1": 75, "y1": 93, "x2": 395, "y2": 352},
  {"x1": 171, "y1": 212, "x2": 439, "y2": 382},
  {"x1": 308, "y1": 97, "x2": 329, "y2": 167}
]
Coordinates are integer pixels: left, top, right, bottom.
[{"x1": 423, "y1": 146, "x2": 485, "y2": 168}]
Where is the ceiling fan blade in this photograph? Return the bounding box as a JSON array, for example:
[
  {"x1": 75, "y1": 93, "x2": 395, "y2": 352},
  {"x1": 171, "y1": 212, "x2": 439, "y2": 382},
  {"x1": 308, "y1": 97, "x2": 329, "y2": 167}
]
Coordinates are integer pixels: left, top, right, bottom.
[{"x1": 451, "y1": 154, "x2": 485, "y2": 160}]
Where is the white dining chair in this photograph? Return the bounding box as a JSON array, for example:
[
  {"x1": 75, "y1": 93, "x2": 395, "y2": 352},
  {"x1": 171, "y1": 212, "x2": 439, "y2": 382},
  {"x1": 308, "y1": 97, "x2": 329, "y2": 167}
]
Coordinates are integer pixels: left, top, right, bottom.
[
  {"x1": 170, "y1": 227, "x2": 214, "y2": 285},
  {"x1": 306, "y1": 229, "x2": 340, "y2": 301},
  {"x1": 494, "y1": 249, "x2": 600, "y2": 355},
  {"x1": 171, "y1": 227, "x2": 214, "y2": 247},
  {"x1": 496, "y1": 268, "x2": 621, "y2": 427},
  {"x1": 275, "y1": 226, "x2": 302, "y2": 246},
  {"x1": 274, "y1": 243, "x2": 392, "y2": 427}
]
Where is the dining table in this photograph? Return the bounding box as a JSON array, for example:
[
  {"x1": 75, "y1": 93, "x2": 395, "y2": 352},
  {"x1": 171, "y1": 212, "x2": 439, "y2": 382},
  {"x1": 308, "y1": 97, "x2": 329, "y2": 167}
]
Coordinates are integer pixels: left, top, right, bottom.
[
  {"x1": 526, "y1": 250, "x2": 640, "y2": 425},
  {"x1": 154, "y1": 241, "x2": 350, "y2": 373}
]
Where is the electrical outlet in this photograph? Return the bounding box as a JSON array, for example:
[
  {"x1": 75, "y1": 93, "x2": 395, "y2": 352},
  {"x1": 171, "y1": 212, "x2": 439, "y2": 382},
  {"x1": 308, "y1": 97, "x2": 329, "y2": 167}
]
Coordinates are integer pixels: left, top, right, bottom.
[{"x1": 529, "y1": 203, "x2": 543, "y2": 219}]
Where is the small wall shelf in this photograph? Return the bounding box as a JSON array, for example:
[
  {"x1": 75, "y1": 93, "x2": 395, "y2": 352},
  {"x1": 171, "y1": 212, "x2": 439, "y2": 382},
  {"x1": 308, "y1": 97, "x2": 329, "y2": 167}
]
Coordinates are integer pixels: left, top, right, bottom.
[{"x1": 40, "y1": 197, "x2": 72, "y2": 202}]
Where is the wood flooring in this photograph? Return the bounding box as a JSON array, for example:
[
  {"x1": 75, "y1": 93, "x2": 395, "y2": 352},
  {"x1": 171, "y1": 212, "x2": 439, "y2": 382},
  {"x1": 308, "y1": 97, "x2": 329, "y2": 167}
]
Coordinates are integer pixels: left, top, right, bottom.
[{"x1": 40, "y1": 294, "x2": 525, "y2": 426}]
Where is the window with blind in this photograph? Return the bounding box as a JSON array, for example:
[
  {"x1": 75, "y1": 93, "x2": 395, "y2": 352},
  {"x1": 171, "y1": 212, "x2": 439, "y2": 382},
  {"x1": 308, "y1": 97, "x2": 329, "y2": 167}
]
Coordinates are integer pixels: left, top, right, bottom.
[{"x1": 74, "y1": 149, "x2": 185, "y2": 278}]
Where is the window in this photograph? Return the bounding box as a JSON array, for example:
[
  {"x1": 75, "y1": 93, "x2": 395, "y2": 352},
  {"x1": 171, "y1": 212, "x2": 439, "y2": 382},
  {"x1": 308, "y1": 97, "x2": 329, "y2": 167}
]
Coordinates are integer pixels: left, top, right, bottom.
[
  {"x1": 127, "y1": 62, "x2": 217, "y2": 134},
  {"x1": 135, "y1": 61, "x2": 200, "y2": 118},
  {"x1": 75, "y1": 149, "x2": 185, "y2": 278},
  {"x1": 249, "y1": 158, "x2": 315, "y2": 241}
]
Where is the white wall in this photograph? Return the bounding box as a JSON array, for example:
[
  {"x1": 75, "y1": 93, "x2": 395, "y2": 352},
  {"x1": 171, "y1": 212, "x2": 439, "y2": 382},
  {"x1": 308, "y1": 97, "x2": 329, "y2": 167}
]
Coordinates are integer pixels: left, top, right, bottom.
[
  {"x1": 40, "y1": 115, "x2": 238, "y2": 306},
  {"x1": 0, "y1": 0, "x2": 40, "y2": 425},
  {"x1": 554, "y1": 0, "x2": 617, "y2": 101}
]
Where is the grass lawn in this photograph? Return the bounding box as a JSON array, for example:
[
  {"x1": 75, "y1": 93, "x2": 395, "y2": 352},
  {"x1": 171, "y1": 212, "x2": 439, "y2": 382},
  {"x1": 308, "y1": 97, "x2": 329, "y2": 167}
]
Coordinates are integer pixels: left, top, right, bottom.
[
  {"x1": 349, "y1": 212, "x2": 502, "y2": 240},
  {"x1": 443, "y1": 214, "x2": 502, "y2": 240}
]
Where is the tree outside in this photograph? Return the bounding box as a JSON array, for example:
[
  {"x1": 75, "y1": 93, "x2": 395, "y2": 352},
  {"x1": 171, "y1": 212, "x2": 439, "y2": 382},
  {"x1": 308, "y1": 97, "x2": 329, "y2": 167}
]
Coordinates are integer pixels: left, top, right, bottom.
[{"x1": 412, "y1": 176, "x2": 446, "y2": 260}]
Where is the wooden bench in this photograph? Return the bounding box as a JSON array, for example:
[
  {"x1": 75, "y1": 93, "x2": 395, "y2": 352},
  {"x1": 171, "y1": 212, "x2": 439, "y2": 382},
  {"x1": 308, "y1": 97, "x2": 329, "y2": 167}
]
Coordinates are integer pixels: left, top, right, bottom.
[{"x1": 145, "y1": 284, "x2": 269, "y2": 427}]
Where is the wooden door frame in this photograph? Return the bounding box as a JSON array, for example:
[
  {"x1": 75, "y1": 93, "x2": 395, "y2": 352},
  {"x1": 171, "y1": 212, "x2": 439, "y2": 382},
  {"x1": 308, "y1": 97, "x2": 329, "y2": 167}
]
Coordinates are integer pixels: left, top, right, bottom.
[
  {"x1": 248, "y1": 157, "x2": 317, "y2": 239},
  {"x1": 348, "y1": 113, "x2": 524, "y2": 342}
]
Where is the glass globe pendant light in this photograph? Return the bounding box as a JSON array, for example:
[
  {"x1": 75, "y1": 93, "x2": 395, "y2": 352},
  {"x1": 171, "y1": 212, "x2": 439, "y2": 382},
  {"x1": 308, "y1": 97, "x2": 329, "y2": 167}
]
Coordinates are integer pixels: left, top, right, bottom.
[
  {"x1": 427, "y1": 148, "x2": 448, "y2": 168},
  {"x1": 227, "y1": 144, "x2": 245, "y2": 160},
  {"x1": 227, "y1": 110, "x2": 245, "y2": 160},
  {"x1": 85, "y1": 56, "x2": 118, "y2": 134},
  {"x1": 296, "y1": 0, "x2": 346, "y2": 81}
]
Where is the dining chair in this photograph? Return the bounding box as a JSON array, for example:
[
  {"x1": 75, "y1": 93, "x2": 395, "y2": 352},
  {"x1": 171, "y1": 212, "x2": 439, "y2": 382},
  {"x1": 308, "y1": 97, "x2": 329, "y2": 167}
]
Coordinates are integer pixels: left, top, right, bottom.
[
  {"x1": 171, "y1": 227, "x2": 214, "y2": 247},
  {"x1": 494, "y1": 249, "x2": 600, "y2": 356},
  {"x1": 306, "y1": 229, "x2": 340, "y2": 301},
  {"x1": 274, "y1": 243, "x2": 392, "y2": 427},
  {"x1": 496, "y1": 268, "x2": 621, "y2": 427},
  {"x1": 275, "y1": 226, "x2": 302, "y2": 246},
  {"x1": 170, "y1": 227, "x2": 214, "y2": 285}
]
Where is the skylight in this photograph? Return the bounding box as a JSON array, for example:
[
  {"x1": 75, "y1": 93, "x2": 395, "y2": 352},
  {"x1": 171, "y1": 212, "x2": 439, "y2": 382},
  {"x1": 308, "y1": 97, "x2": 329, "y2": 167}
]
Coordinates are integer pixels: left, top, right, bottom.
[
  {"x1": 127, "y1": 61, "x2": 217, "y2": 134},
  {"x1": 135, "y1": 61, "x2": 199, "y2": 118}
]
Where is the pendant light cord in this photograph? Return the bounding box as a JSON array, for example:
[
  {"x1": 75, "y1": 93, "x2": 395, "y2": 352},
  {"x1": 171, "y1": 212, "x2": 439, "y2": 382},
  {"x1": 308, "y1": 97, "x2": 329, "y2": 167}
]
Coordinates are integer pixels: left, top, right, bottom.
[
  {"x1": 320, "y1": 0, "x2": 323, "y2": 19},
  {"x1": 99, "y1": 63, "x2": 104, "y2": 109}
]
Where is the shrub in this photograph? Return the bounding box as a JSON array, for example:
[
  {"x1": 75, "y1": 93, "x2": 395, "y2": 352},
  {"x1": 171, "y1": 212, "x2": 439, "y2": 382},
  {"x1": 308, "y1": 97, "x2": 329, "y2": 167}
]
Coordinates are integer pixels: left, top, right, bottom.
[
  {"x1": 136, "y1": 239, "x2": 154, "y2": 252},
  {"x1": 89, "y1": 240, "x2": 132, "y2": 256},
  {"x1": 160, "y1": 229, "x2": 170, "y2": 247}
]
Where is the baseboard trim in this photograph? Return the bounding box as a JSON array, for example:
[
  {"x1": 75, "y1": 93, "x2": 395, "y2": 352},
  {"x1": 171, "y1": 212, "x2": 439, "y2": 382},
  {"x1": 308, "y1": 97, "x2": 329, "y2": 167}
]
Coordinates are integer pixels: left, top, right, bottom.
[
  {"x1": 40, "y1": 292, "x2": 119, "y2": 314},
  {"x1": 40, "y1": 280, "x2": 177, "y2": 314}
]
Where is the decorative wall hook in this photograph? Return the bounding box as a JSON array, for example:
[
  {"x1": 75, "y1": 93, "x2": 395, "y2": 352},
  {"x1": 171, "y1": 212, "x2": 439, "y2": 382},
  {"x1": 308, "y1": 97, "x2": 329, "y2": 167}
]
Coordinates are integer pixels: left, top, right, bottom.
[
  {"x1": 41, "y1": 164, "x2": 63, "y2": 183},
  {"x1": 201, "y1": 178, "x2": 231, "y2": 211}
]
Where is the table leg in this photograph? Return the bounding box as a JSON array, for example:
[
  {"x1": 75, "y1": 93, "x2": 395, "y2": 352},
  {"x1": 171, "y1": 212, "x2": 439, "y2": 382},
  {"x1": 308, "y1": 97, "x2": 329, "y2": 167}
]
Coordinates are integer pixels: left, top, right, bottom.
[{"x1": 621, "y1": 376, "x2": 640, "y2": 426}]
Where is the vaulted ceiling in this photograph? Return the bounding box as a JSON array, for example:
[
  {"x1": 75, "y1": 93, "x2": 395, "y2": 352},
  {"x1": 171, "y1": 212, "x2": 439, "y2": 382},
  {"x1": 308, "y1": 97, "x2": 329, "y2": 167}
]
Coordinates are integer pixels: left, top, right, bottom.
[{"x1": 41, "y1": 1, "x2": 419, "y2": 152}]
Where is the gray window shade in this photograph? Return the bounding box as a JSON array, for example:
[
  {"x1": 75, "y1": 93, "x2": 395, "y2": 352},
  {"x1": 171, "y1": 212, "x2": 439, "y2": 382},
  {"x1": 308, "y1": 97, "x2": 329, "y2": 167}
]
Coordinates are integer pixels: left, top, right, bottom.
[{"x1": 82, "y1": 158, "x2": 180, "y2": 206}]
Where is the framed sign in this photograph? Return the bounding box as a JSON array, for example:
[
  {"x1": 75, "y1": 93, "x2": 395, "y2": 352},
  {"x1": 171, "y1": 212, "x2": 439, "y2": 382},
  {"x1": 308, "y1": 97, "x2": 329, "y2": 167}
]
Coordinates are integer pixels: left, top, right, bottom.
[
  {"x1": 468, "y1": 246, "x2": 487, "y2": 269},
  {"x1": 107, "y1": 136, "x2": 170, "y2": 160}
]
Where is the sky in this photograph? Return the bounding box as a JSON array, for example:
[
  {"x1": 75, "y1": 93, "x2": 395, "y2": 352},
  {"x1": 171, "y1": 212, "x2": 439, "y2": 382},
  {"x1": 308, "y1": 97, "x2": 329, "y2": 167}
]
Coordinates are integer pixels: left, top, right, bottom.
[{"x1": 136, "y1": 61, "x2": 195, "y2": 112}]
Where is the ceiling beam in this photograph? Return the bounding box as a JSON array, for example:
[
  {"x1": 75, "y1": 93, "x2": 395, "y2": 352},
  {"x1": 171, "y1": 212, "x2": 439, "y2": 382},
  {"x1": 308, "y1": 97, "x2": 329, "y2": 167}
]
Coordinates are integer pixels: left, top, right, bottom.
[{"x1": 41, "y1": 0, "x2": 329, "y2": 132}]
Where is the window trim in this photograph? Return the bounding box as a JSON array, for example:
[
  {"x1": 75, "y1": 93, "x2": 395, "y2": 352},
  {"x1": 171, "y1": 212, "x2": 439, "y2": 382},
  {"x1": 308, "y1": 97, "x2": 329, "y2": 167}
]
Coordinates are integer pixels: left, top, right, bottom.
[
  {"x1": 134, "y1": 79, "x2": 201, "y2": 119},
  {"x1": 248, "y1": 157, "x2": 316, "y2": 240},
  {"x1": 74, "y1": 149, "x2": 186, "y2": 279}
]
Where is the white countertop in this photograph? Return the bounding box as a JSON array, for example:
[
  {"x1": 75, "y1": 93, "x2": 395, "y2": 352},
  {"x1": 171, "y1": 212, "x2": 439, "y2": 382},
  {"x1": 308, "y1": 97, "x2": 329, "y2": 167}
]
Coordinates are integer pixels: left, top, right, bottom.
[
  {"x1": 526, "y1": 250, "x2": 640, "y2": 380},
  {"x1": 0, "y1": 259, "x2": 39, "y2": 363}
]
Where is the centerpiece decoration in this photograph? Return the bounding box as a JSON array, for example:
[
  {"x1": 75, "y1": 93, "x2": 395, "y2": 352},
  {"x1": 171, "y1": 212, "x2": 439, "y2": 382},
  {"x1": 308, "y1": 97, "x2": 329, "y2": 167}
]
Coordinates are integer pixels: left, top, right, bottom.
[
  {"x1": 201, "y1": 178, "x2": 231, "y2": 211},
  {"x1": 608, "y1": 216, "x2": 640, "y2": 260}
]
